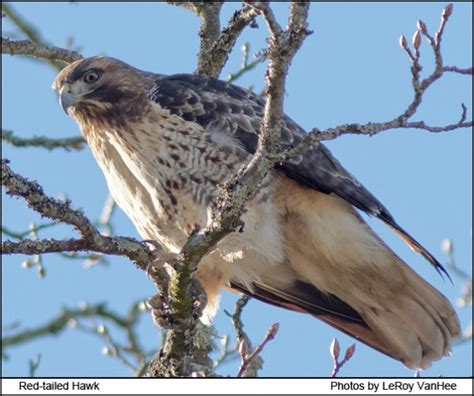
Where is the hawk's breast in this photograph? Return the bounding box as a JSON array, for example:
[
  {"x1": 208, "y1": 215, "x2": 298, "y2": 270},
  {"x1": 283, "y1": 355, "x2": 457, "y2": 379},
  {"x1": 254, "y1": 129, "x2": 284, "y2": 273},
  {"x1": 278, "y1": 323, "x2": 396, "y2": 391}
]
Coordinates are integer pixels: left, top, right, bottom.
[{"x1": 81, "y1": 104, "x2": 247, "y2": 252}]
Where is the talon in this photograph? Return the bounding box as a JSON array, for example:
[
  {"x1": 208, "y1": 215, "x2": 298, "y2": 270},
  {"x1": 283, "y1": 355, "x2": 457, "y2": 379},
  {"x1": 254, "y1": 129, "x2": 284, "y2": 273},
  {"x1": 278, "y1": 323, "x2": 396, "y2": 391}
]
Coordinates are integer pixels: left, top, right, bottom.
[
  {"x1": 146, "y1": 294, "x2": 162, "y2": 310},
  {"x1": 147, "y1": 294, "x2": 173, "y2": 328},
  {"x1": 142, "y1": 239, "x2": 162, "y2": 251},
  {"x1": 145, "y1": 251, "x2": 178, "y2": 280}
]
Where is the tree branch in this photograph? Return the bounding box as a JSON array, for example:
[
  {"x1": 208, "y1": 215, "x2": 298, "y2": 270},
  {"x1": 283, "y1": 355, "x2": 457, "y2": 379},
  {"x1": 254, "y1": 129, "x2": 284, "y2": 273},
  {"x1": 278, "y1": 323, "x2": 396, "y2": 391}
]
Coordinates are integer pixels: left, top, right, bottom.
[
  {"x1": 279, "y1": 3, "x2": 472, "y2": 163},
  {"x1": 1, "y1": 159, "x2": 154, "y2": 270},
  {"x1": 225, "y1": 295, "x2": 263, "y2": 377},
  {"x1": 2, "y1": 2, "x2": 68, "y2": 70},
  {"x1": 2, "y1": 303, "x2": 128, "y2": 348},
  {"x1": 198, "y1": 4, "x2": 259, "y2": 78},
  {"x1": 146, "y1": 1, "x2": 311, "y2": 378},
  {"x1": 195, "y1": 2, "x2": 223, "y2": 76},
  {"x1": 2, "y1": 300, "x2": 152, "y2": 375},
  {"x1": 237, "y1": 322, "x2": 279, "y2": 377},
  {"x1": 168, "y1": 2, "x2": 259, "y2": 78},
  {"x1": 2, "y1": 36, "x2": 82, "y2": 64},
  {"x1": 2, "y1": 130, "x2": 86, "y2": 151},
  {"x1": 443, "y1": 65, "x2": 473, "y2": 75},
  {"x1": 166, "y1": 2, "x2": 223, "y2": 77}
]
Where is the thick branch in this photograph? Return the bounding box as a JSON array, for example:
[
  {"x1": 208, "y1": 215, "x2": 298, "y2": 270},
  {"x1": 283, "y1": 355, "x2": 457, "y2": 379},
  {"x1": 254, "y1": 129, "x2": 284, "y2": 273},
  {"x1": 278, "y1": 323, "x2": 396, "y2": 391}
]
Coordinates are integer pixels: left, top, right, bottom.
[
  {"x1": 199, "y1": 4, "x2": 259, "y2": 78},
  {"x1": 195, "y1": 2, "x2": 223, "y2": 76},
  {"x1": 2, "y1": 237, "x2": 146, "y2": 264},
  {"x1": 2, "y1": 37, "x2": 82, "y2": 64},
  {"x1": 2, "y1": 130, "x2": 86, "y2": 151},
  {"x1": 1, "y1": 159, "x2": 154, "y2": 270},
  {"x1": 149, "y1": 2, "x2": 311, "y2": 378},
  {"x1": 168, "y1": 2, "x2": 258, "y2": 78},
  {"x1": 167, "y1": 2, "x2": 223, "y2": 77}
]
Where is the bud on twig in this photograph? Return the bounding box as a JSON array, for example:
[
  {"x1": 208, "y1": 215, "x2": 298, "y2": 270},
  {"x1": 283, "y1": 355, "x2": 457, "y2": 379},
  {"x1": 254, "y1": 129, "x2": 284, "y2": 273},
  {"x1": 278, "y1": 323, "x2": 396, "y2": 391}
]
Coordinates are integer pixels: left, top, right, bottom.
[
  {"x1": 412, "y1": 30, "x2": 421, "y2": 50},
  {"x1": 417, "y1": 20, "x2": 427, "y2": 34},
  {"x1": 399, "y1": 35, "x2": 408, "y2": 50},
  {"x1": 344, "y1": 343, "x2": 356, "y2": 360},
  {"x1": 443, "y1": 3, "x2": 453, "y2": 19},
  {"x1": 267, "y1": 322, "x2": 280, "y2": 340},
  {"x1": 330, "y1": 337, "x2": 340, "y2": 360}
]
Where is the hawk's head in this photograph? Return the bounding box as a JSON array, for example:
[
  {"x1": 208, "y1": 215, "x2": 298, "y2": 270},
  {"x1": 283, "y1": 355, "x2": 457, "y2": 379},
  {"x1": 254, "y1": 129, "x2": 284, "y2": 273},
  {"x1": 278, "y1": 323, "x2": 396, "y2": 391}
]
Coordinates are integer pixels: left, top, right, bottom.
[{"x1": 52, "y1": 56, "x2": 156, "y2": 124}]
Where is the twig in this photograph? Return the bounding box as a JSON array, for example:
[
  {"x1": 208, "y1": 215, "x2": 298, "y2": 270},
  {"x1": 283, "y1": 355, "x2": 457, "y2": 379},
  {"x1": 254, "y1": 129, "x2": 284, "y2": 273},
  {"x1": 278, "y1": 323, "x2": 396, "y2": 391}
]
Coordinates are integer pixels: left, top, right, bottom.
[
  {"x1": 213, "y1": 335, "x2": 239, "y2": 369},
  {"x1": 2, "y1": 303, "x2": 128, "y2": 348},
  {"x1": 237, "y1": 322, "x2": 279, "y2": 377},
  {"x1": 28, "y1": 354, "x2": 41, "y2": 377},
  {"x1": 2, "y1": 37, "x2": 82, "y2": 64},
  {"x1": 2, "y1": 3, "x2": 65, "y2": 70},
  {"x1": 443, "y1": 66, "x2": 472, "y2": 75},
  {"x1": 225, "y1": 295, "x2": 262, "y2": 377},
  {"x1": 2, "y1": 222, "x2": 59, "y2": 241},
  {"x1": 330, "y1": 338, "x2": 356, "y2": 377},
  {"x1": 279, "y1": 4, "x2": 472, "y2": 163},
  {"x1": 97, "y1": 324, "x2": 138, "y2": 373},
  {"x1": 2, "y1": 130, "x2": 86, "y2": 151},
  {"x1": 227, "y1": 295, "x2": 250, "y2": 341},
  {"x1": 3, "y1": 299, "x2": 151, "y2": 375},
  {"x1": 440, "y1": 239, "x2": 472, "y2": 345},
  {"x1": 2, "y1": 4, "x2": 42, "y2": 44},
  {"x1": 227, "y1": 42, "x2": 263, "y2": 83}
]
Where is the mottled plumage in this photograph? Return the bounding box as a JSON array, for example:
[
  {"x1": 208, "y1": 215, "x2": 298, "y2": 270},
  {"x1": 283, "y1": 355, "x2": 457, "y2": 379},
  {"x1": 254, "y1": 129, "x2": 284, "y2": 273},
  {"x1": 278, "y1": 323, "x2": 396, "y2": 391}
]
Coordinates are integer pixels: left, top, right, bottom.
[{"x1": 53, "y1": 56, "x2": 460, "y2": 370}]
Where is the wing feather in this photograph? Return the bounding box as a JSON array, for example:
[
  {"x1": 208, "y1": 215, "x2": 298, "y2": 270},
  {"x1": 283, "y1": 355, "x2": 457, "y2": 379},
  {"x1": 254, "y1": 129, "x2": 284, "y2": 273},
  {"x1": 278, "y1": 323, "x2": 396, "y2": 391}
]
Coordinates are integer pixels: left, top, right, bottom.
[{"x1": 148, "y1": 74, "x2": 448, "y2": 278}]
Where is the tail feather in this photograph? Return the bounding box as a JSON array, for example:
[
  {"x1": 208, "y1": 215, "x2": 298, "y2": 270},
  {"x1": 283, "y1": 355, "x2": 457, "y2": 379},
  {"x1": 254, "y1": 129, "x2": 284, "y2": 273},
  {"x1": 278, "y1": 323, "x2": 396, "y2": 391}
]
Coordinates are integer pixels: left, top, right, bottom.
[
  {"x1": 230, "y1": 275, "x2": 460, "y2": 370},
  {"x1": 230, "y1": 280, "x2": 396, "y2": 361}
]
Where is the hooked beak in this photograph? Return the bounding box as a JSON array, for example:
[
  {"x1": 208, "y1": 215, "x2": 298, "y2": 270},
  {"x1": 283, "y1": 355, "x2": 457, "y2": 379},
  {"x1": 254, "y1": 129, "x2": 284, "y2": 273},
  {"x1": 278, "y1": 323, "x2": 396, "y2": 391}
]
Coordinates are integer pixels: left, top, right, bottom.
[{"x1": 58, "y1": 85, "x2": 77, "y2": 114}]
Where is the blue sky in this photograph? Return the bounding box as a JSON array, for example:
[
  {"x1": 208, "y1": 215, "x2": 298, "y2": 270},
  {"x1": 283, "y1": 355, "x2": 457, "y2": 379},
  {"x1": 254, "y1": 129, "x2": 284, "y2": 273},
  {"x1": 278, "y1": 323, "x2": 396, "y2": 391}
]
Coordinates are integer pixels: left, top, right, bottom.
[{"x1": 2, "y1": 2, "x2": 472, "y2": 377}]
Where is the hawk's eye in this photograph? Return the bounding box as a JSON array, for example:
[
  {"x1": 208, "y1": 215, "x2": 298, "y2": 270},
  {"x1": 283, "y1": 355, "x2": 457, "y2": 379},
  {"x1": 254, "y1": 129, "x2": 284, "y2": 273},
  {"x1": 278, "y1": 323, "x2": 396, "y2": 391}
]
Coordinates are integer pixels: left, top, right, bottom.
[{"x1": 83, "y1": 71, "x2": 100, "y2": 84}]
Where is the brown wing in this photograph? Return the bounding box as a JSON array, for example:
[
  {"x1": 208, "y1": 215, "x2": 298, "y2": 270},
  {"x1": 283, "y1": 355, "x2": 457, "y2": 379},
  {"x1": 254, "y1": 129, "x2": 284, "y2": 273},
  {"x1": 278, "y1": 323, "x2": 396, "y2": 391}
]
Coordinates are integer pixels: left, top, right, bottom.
[{"x1": 148, "y1": 74, "x2": 449, "y2": 279}]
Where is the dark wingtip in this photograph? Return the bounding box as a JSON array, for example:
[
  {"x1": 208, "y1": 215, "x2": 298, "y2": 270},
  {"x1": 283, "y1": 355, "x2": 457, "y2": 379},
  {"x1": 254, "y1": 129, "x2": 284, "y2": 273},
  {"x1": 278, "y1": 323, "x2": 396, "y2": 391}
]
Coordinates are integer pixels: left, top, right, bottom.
[
  {"x1": 424, "y1": 252, "x2": 453, "y2": 284},
  {"x1": 380, "y1": 213, "x2": 453, "y2": 283}
]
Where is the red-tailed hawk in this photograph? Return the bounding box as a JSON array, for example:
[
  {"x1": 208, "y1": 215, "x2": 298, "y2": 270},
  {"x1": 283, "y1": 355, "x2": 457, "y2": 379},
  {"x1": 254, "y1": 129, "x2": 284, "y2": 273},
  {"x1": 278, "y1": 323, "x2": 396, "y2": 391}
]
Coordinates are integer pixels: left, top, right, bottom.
[{"x1": 53, "y1": 56, "x2": 460, "y2": 370}]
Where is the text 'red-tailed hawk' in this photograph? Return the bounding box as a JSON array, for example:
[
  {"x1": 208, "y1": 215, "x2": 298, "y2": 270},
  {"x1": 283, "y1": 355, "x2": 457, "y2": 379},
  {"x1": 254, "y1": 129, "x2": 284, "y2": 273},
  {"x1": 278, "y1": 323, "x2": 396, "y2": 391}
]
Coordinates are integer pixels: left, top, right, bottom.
[{"x1": 53, "y1": 56, "x2": 460, "y2": 370}]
